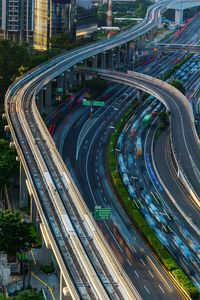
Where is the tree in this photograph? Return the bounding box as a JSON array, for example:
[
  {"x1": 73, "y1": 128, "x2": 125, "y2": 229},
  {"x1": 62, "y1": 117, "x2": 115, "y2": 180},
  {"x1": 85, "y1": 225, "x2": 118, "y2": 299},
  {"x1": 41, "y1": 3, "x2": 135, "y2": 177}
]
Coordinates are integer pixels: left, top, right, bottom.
[
  {"x1": 0, "y1": 290, "x2": 43, "y2": 300},
  {"x1": 50, "y1": 33, "x2": 71, "y2": 49},
  {"x1": 84, "y1": 78, "x2": 108, "y2": 98},
  {"x1": 158, "y1": 111, "x2": 169, "y2": 128},
  {"x1": 0, "y1": 211, "x2": 36, "y2": 258},
  {"x1": 0, "y1": 40, "x2": 31, "y2": 102},
  {"x1": 13, "y1": 290, "x2": 44, "y2": 300},
  {"x1": 0, "y1": 139, "x2": 18, "y2": 190},
  {"x1": 170, "y1": 79, "x2": 185, "y2": 94},
  {"x1": 134, "y1": 0, "x2": 153, "y2": 18}
]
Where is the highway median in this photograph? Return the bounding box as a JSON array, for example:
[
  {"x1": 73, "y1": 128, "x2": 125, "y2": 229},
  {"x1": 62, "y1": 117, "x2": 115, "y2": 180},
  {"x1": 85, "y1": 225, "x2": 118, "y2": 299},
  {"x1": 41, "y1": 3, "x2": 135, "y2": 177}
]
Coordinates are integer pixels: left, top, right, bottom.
[{"x1": 107, "y1": 102, "x2": 199, "y2": 300}]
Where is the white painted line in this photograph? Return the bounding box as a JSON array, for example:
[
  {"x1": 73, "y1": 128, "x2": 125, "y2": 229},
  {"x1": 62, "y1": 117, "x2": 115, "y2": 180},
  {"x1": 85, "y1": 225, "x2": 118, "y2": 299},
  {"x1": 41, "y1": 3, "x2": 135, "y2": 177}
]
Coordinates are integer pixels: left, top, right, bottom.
[
  {"x1": 132, "y1": 245, "x2": 137, "y2": 253},
  {"x1": 114, "y1": 107, "x2": 119, "y2": 111},
  {"x1": 158, "y1": 285, "x2": 165, "y2": 294},
  {"x1": 103, "y1": 196, "x2": 107, "y2": 202},
  {"x1": 144, "y1": 285, "x2": 150, "y2": 294},
  {"x1": 110, "y1": 126, "x2": 115, "y2": 129},
  {"x1": 148, "y1": 270, "x2": 154, "y2": 278},
  {"x1": 196, "y1": 274, "x2": 200, "y2": 281},
  {"x1": 104, "y1": 222, "x2": 124, "y2": 253},
  {"x1": 134, "y1": 270, "x2": 139, "y2": 278},
  {"x1": 140, "y1": 258, "x2": 146, "y2": 266},
  {"x1": 127, "y1": 258, "x2": 132, "y2": 266}
]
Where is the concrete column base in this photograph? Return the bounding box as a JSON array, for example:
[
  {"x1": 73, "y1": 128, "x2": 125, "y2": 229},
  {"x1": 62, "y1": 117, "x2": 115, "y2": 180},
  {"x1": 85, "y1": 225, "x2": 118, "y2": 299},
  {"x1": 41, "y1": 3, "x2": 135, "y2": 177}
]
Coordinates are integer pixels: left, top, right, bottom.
[
  {"x1": 42, "y1": 241, "x2": 52, "y2": 266},
  {"x1": 19, "y1": 163, "x2": 29, "y2": 209},
  {"x1": 92, "y1": 55, "x2": 98, "y2": 68},
  {"x1": 108, "y1": 50, "x2": 114, "y2": 70},
  {"x1": 44, "y1": 82, "x2": 52, "y2": 107},
  {"x1": 60, "y1": 274, "x2": 70, "y2": 300},
  {"x1": 101, "y1": 52, "x2": 106, "y2": 69}
]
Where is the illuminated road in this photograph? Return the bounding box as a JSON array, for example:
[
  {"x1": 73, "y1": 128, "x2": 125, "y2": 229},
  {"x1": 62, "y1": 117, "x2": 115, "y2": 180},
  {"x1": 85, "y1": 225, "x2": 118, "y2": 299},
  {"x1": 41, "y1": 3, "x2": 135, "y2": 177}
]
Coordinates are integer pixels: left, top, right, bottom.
[{"x1": 5, "y1": 0, "x2": 199, "y2": 298}]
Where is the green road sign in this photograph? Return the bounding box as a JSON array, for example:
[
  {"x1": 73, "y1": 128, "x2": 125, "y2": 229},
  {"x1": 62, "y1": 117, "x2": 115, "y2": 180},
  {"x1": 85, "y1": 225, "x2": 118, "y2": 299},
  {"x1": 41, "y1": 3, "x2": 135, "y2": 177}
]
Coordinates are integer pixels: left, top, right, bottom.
[
  {"x1": 57, "y1": 87, "x2": 63, "y2": 93},
  {"x1": 93, "y1": 101, "x2": 105, "y2": 107},
  {"x1": 83, "y1": 99, "x2": 91, "y2": 106},
  {"x1": 83, "y1": 99, "x2": 105, "y2": 107},
  {"x1": 94, "y1": 207, "x2": 111, "y2": 220}
]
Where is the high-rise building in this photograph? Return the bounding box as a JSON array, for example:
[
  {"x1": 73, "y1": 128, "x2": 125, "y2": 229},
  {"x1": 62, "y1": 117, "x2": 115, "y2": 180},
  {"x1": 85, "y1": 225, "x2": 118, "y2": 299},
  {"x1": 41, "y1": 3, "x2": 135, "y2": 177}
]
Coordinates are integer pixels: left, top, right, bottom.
[
  {"x1": 0, "y1": 0, "x2": 34, "y2": 44},
  {"x1": 34, "y1": 0, "x2": 76, "y2": 51}
]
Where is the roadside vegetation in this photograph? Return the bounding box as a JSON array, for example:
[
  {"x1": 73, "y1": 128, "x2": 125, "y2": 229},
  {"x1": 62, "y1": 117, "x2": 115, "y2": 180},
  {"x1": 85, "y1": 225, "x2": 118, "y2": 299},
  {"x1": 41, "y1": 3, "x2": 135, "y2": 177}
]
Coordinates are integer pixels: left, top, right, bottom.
[
  {"x1": 0, "y1": 210, "x2": 40, "y2": 260},
  {"x1": 0, "y1": 290, "x2": 43, "y2": 300},
  {"x1": 170, "y1": 79, "x2": 185, "y2": 94}
]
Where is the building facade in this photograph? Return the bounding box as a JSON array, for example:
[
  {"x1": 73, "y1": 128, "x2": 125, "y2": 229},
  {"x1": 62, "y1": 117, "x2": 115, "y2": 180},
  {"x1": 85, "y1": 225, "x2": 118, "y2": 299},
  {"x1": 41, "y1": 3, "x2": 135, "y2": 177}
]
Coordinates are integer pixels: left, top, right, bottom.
[
  {"x1": 0, "y1": 0, "x2": 34, "y2": 44},
  {"x1": 34, "y1": 0, "x2": 76, "y2": 51}
]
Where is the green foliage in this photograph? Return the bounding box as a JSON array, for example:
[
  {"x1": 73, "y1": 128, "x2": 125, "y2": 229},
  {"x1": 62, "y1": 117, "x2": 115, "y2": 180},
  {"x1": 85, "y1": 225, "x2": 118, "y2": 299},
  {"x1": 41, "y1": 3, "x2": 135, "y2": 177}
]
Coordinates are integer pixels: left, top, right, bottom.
[
  {"x1": 29, "y1": 224, "x2": 42, "y2": 248},
  {"x1": 134, "y1": 1, "x2": 153, "y2": 18},
  {"x1": 0, "y1": 40, "x2": 62, "y2": 106},
  {"x1": 97, "y1": 0, "x2": 152, "y2": 26},
  {"x1": 0, "y1": 110, "x2": 7, "y2": 138},
  {"x1": 41, "y1": 264, "x2": 54, "y2": 274},
  {"x1": 50, "y1": 33, "x2": 92, "y2": 50},
  {"x1": 0, "y1": 41, "x2": 31, "y2": 100},
  {"x1": 158, "y1": 111, "x2": 169, "y2": 128},
  {"x1": 13, "y1": 290, "x2": 44, "y2": 300},
  {"x1": 0, "y1": 139, "x2": 18, "y2": 188},
  {"x1": 84, "y1": 79, "x2": 108, "y2": 98},
  {"x1": 107, "y1": 103, "x2": 199, "y2": 299},
  {"x1": 0, "y1": 290, "x2": 44, "y2": 300},
  {"x1": 0, "y1": 210, "x2": 37, "y2": 256},
  {"x1": 170, "y1": 79, "x2": 185, "y2": 95}
]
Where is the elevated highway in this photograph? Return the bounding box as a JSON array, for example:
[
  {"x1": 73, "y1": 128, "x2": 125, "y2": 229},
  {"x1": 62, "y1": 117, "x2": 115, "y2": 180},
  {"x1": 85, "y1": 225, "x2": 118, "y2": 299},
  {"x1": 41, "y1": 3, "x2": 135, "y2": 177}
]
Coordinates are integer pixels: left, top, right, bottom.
[
  {"x1": 78, "y1": 68, "x2": 200, "y2": 207},
  {"x1": 145, "y1": 43, "x2": 200, "y2": 53},
  {"x1": 4, "y1": 0, "x2": 200, "y2": 299}
]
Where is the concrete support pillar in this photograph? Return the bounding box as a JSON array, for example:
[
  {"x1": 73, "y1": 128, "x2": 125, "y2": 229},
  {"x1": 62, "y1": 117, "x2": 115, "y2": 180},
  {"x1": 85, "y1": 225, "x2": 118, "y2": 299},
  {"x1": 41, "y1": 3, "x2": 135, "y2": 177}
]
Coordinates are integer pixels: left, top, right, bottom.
[
  {"x1": 136, "y1": 90, "x2": 143, "y2": 101},
  {"x1": 60, "y1": 274, "x2": 69, "y2": 300},
  {"x1": 44, "y1": 82, "x2": 52, "y2": 107},
  {"x1": 69, "y1": 67, "x2": 75, "y2": 88},
  {"x1": 158, "y1": 16, "x2": 162, "y2": 28},
  {"x1": 129, "y1": 41, "x2": 136, "y2": 70},
  {"x1": 101, "y1": 52, "x2": 106, "y2": 69},
  {"x1": 63, "y1": 72, "x2": 67, "y2": 98},
  {"x1": 30, "y1": 196, "x2": 38, "y2": 227},
  {"x1": 92, "y1": 55, "x2": 98, "y2": 68},
  {"x1": 42, "y1": 240, "x2": 52, "y2": 266},
  {"x1": 19, "y1": 163, "x2": 29, "y2": 208},
  {"x1": 125, "y1": 43, "x2": 131, "y2": 66},
  {"x1": 108, "y1": 49, "x2": 114, "y2": 70},
  {"x1": 175, "y1": 9, "x2": 183, "y2": 26},
  {"x1": 36, "y1": 90, "x2": 44, "y2": 114},
  {"x1": 76, "y1": 73, "x2": 82, "y2": 86},
  {"x1": 115, "y1": 47, "x2": 121, "y2": 70}
]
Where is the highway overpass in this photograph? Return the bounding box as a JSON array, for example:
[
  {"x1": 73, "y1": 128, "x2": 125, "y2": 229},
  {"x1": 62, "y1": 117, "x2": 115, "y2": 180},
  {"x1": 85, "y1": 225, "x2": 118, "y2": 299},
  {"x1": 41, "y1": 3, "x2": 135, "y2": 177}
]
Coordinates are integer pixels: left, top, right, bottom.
[
  {"x1": 4, "y1": 0, "x2": 200, "y2": 299},
  {"x1": 144, "y1": 43, "x2": 200, "y2": 53}
]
